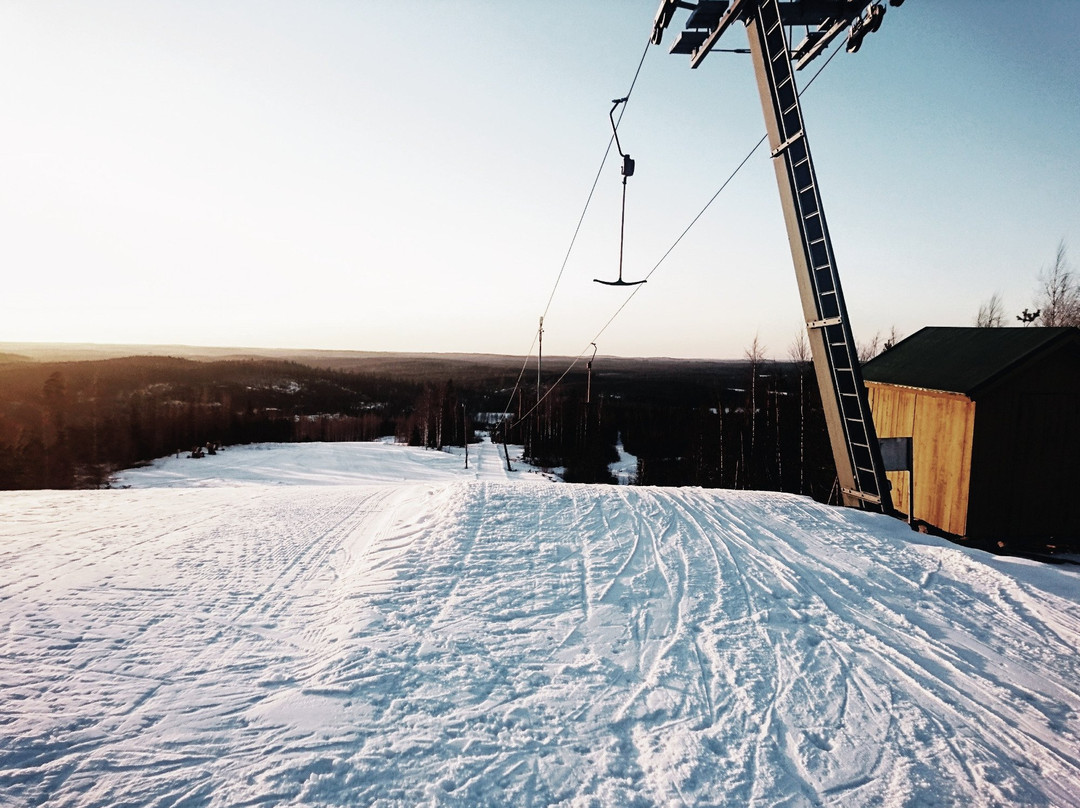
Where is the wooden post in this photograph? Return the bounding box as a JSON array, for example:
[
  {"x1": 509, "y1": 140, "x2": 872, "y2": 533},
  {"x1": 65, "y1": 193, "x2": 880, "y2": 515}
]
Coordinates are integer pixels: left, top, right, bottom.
[{"x1": 463, "y1": 404, "x2": 468, "y2": 470}]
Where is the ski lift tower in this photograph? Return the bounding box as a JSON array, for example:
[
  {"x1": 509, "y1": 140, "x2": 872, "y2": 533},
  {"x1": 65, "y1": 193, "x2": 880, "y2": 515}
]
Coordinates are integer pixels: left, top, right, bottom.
[{"x1": 653, "y1": 0, "x2": 903, "y2": 512}]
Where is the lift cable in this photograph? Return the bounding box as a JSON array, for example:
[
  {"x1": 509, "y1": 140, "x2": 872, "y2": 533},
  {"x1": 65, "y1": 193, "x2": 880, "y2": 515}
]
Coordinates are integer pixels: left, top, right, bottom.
[
  {"x1": 504, "y1": 125, "x2": 766, "y2": 431},
  {"x1": 541, "y1": 37, "x2": 652, "y2": 319},
  {"x1": 583, "y1": 34, "x2": 845, "y2": 349},
  {"x1": 500, "y1": 36, "x2": 652, "y2": 421},
  {"x1": 505, "y1": 38, "x2": 846, "y2": 432}
]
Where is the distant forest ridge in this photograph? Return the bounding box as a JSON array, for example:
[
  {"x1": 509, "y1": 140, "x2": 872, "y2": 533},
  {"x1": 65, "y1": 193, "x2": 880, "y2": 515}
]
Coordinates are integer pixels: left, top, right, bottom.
[
  {"x1": 0, "y1": 342, "x2": 746, "y2": 372},
  {"x1": 0, "y1": 347, "x2": 834, "y2": 497}
]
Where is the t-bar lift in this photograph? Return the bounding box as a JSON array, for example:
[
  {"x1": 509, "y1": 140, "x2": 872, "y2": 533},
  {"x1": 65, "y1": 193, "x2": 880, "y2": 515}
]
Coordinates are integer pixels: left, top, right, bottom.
[
  {"x1": 595, "y1": 97, "x2": 648, "y2": 287},
  {"x1": 653, "y1": 0, "x2": 904, "y2": 512}
]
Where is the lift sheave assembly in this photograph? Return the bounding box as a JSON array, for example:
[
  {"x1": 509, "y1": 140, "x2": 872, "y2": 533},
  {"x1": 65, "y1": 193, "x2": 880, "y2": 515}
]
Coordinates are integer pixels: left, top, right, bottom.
[{"x1": 594, "y1": 97, "x2": 647, "y2": 287}]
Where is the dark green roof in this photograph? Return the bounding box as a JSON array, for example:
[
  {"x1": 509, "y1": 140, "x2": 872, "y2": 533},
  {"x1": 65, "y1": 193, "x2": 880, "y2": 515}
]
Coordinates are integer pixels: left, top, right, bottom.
[{"x1": 862, "y1": 327, "x2": 1079, "y2": 396}]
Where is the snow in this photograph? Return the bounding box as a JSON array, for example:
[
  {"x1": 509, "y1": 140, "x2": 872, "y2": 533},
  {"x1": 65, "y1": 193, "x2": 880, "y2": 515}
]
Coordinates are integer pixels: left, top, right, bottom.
[
  {"x1": 3, "y1": 441, "x2": 1080, "y2": 807},
  {"x1": 110, "y1": 439, "x2": 534, "y2": 488},
  {"x1": 611, "y1": 441, "x2": 638, "y2": 485}
]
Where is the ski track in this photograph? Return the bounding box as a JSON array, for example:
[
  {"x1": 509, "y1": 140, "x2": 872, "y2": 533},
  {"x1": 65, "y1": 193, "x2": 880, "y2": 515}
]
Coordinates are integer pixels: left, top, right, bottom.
[{"x1": 3, "y1": 446, "x2": 1080, "y2": 807}]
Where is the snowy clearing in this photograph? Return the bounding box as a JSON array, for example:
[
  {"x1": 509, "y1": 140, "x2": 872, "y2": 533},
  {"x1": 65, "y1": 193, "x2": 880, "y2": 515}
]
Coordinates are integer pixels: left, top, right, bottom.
[{"x1": 3, "y1": 441, "x2": 1080, "y2": 807}]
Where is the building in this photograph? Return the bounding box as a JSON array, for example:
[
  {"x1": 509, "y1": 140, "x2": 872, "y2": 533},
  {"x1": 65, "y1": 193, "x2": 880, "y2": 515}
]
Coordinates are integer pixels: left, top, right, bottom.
[{"x1": 862, "y1": 327, "x2": 1080, "y2": 549}]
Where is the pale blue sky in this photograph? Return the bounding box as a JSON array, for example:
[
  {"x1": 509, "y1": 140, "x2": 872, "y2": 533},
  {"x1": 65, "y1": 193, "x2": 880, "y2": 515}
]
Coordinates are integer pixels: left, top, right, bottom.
[{"x1": 2, "y1": 1, "x2": 1077, "y2": 359}]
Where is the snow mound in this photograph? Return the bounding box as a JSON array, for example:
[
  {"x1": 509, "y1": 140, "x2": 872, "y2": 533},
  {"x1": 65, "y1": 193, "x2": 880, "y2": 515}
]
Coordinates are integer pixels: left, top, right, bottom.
[{"x1": 3, "y1": 442, "x2": 1080, "y2": 807}]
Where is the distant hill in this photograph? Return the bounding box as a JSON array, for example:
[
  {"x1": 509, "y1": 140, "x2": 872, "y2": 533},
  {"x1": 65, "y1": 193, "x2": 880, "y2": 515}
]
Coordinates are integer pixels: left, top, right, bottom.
[
  {"x1": 0, "y1": 341, "x2": 751, "y2": 396},
  {"x1": 0, "y1": 341, "x2": 326, "y2": 363},
  {"x1": 0, "y1": 341, "x2": 743, "y2": 374}
]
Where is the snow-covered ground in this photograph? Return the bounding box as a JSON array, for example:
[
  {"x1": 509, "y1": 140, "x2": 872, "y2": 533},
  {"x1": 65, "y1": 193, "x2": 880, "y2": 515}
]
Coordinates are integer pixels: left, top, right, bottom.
[
  {"x1": 611, "y1": 440, "x2": 638, "y2": 485},
  {"x1": 109, "y1": 438, "x2": 539, "y2": 489},
  {"x1": 3, "y1": 440, "x2": 1080, "y2": 807}
]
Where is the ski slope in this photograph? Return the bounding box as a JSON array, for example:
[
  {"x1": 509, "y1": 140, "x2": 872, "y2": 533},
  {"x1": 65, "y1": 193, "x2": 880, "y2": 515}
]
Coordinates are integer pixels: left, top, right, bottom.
[{"x1": 3, "y1": 441, "x2": 1080, "y2": 807}]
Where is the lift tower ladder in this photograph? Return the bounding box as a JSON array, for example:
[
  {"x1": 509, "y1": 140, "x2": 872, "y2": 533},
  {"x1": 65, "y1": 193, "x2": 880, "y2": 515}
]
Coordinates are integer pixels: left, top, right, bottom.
[{"x1": 658, "y1": 0, "x2": 894, "y2": 512}]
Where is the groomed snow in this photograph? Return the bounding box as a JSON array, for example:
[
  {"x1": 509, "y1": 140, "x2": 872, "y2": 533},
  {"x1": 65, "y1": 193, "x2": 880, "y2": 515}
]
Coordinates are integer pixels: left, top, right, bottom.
[{"x1": 3, "y1": 440, "x2": 1080, "y2": 807}]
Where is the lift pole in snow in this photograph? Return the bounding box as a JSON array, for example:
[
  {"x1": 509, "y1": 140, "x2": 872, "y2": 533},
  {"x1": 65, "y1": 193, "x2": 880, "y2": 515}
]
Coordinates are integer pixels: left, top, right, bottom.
[{"x1": 653, "y1": 0, "x2": 902, "y2": 512}]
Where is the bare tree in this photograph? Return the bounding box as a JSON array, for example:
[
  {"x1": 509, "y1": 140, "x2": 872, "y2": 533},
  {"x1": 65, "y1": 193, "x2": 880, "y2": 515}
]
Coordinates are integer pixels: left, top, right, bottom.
[
  {"x1": 789, "y1": 330, "x2": 811, "y2": 366},
  {"x1": 975, "y1": 292, "x2": 1005, "y2": 327},
  {"x1": 1035, "y1": 241, "x2": 1080, "y2": 327},
  {"x1": 744, "y1": 334, "x2": 768, "y2": 486},
  {"x1": 745, "y1": 334, "x2": 767, "y2": 449},
  {"x1": 788, "y1": 331, "x2": 811, "y2": 495},
  {"x1": 857, "y1": 331, "x2": 882, "y2": 364}
]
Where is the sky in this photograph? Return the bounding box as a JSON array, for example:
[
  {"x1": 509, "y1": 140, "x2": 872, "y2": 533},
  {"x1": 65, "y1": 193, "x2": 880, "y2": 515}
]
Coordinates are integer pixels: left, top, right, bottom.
[{"x1": 1, "y1": 1, "x2": 1078, "y2": 360}]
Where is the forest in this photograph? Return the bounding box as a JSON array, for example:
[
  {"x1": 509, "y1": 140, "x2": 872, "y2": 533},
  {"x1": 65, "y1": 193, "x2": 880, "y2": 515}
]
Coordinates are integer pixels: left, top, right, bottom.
[{"x1": 0, "y1": 350, "x2": 838, "y2": 501}]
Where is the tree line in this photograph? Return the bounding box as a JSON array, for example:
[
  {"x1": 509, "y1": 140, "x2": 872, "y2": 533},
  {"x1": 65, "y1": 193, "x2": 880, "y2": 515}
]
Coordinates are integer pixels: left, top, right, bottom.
[
  {"x1": 0, "y1": 357, "x2": 406, "y2": 489},
  {"x1": 0, "y1": 350, "x2": 841, "y2": 501},
  {"x1": 503, "y1": 342, "x2": 839, "y2": 501}
]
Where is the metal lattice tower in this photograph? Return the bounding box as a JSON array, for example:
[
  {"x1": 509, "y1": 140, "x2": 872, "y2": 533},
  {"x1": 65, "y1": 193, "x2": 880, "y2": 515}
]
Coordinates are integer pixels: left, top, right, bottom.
[{"x1": 655, "y1": 0, "x2": 903, "y2": 512}]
